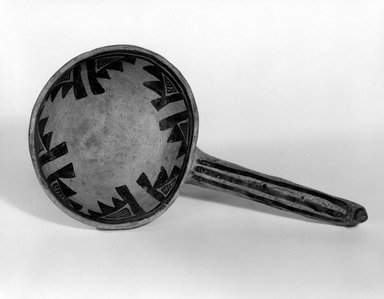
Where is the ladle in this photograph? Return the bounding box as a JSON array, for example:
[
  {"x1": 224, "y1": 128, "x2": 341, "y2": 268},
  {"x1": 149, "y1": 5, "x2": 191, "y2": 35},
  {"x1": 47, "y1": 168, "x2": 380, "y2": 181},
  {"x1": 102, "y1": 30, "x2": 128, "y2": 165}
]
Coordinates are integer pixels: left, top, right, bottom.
[{"x1": 29, "y1": 45, "x2": 368, "y2": 229}]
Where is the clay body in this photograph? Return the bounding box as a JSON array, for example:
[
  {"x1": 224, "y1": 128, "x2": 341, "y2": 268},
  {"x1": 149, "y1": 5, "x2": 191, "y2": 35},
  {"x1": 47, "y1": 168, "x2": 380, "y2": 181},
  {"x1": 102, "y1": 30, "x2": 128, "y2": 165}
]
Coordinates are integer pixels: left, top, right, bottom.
[{"x1": 29, "y1": 45, "x2": 367, "y2": 229}]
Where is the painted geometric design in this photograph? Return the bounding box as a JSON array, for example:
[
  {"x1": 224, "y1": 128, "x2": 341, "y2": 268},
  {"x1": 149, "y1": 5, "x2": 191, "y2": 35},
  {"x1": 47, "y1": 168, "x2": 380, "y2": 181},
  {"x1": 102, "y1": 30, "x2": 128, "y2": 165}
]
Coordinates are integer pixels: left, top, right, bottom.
[
  {"x1": 48, "y1": 65, "x2": 87, "y2": 102},
  {"x1": 159, "y1": 112, "x2": 189, "y2": 158},
  {"x1": 46, "y1": 163, "x2": 80, "y2": 211},
  {"x1": 35, "y1": 50, "x2": 193, "y2": 225},
  {"x1": 36, "y1": 116, "x2": 52, "y2": 152},
  {"x1": 95, "y1": 55, "x2": 124, "y2": 70},
  {"x1": 142, "y1": 64, "x2": 190, "y2": 160},
  {"x1": 36, "y1": 106, "x2": 81, "y2": 211},
  {"x1": 166, "y1": 120, "x2": 189, "y2": 158},
  {"x1": 52, "y1": 179, "x2": 82, "y2": 211},
  {"x1": 143, "y1": 65, "x2": 184, "y2": 111},
  {"x1": 85, "y1": 55, "x2": 135, "y2": 96},
  {"x1": 37, "y1": 109, "x2": 66, "y2": 162},
  {"x1": 54, "y1": 69, "x2": 71, "y2": 85},
  {"x1": 88, "y1": 185, "x2": 145, "y2": 220},
  {"x1": 47, "y1": 55, "x2": 136, "y2": 102},
  {"x1": 137, "y1": 166, "x2": 181, "y2": 203},
  {"x1": 162, "y1": 73, "x2": 177, "y2": 94}
]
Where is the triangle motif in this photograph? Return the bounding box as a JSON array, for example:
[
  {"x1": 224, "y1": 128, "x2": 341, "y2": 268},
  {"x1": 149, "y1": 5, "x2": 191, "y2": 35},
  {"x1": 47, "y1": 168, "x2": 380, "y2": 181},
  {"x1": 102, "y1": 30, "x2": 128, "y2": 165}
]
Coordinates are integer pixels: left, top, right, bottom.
[{"x1": 162, "y1": 73, "x2": 177, "y2": 94}]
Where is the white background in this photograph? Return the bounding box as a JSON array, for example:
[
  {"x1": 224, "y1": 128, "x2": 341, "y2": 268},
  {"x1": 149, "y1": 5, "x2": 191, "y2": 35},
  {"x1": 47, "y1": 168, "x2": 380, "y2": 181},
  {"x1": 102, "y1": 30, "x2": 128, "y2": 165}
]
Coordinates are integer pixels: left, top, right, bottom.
[{"x1": 1, "y1": 1, "x2": 384, "y2": 298}]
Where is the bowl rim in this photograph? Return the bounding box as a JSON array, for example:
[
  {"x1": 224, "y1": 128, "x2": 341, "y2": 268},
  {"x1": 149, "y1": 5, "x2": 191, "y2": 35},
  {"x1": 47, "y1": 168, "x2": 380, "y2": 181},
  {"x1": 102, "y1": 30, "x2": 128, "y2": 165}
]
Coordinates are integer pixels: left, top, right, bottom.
[{"x1": 28, "y1": 44, "x2": 199, "y2": 229}]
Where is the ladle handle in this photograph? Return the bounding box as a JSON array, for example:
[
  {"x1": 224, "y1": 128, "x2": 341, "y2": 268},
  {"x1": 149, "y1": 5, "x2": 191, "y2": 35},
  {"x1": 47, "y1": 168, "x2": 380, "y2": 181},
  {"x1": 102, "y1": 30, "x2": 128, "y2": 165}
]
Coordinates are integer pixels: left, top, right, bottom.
[{"x1": 186, "y1": 148, "x2": 368, "y2": 226}]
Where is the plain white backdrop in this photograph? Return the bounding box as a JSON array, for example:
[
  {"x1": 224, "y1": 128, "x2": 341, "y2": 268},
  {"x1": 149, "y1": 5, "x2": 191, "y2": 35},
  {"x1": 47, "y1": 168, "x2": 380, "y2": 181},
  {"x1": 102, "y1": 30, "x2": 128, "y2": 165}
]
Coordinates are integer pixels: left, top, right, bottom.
[{"x1": 1, "y1": 1, "x2": 384, "y2": 298}]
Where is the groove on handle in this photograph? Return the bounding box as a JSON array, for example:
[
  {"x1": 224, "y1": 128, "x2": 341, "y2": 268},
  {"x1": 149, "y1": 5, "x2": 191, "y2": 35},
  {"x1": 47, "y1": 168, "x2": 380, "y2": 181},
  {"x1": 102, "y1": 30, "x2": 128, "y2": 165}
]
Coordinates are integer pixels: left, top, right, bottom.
[{"x1": 186, "y1": 148, "x2": 368, "y2": 226}]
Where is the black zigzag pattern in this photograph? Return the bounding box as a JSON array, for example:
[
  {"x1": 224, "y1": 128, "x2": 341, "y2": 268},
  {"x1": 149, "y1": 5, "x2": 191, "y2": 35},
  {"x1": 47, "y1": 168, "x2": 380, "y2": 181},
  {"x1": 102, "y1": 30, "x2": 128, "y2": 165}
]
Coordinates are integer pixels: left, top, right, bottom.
[
  {"x1": 86, "y1": 55, "x2": 136, "y2": 95},
  {"x1": 88, "y1": 185, "x2": 145, "y2": 220},
  {"x1": 143, "y1": 65, "x2": 184, "y2": 111},
  {"x1": 36, "y1": 107, "x2": 81, "y2": 211},
  {"x1": 48, "y1": 54, "x2": 137, "y2": 102},
  {"x1": 137, "y1": 166, "x2": 181, "y2": 203},
  {"x1": 143, "y1": 64, "x2": 190, "y2": 158},
  {"x1": 159, "y1": 112, "x2": 189, "y2": 158},
  {"x1": 49, "y1": 65, "x2": 87, "y2": 102}
]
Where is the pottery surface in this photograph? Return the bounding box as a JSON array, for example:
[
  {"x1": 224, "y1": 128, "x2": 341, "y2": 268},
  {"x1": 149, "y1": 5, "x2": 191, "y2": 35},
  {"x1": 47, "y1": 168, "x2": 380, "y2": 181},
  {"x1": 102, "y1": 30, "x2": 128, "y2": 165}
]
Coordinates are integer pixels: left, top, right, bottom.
[
  {"x1": 29, "y1": 45, "x2": 198, "y2": 229},
  {"x1": 30, "y1": 45, "x2": 367, "y2": 229}
]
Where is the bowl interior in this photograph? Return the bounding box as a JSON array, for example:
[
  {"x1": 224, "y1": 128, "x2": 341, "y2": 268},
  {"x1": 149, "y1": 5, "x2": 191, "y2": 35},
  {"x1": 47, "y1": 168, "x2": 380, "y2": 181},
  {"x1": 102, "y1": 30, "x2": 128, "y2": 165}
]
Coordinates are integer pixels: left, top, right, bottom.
[{"x1": 30, "y1": 47, "x2": 196, "y2": 228}]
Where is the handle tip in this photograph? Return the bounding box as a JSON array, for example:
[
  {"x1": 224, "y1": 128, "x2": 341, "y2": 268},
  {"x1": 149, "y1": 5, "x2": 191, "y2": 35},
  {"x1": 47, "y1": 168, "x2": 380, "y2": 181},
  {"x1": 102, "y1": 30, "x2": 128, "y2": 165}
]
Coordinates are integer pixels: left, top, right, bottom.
[
  {"x1": 344, "y1": 207, "x2": 368, "y2": 227},
  {"x1": 352, "y1": 207, "x2": 368, "y2": 225}
]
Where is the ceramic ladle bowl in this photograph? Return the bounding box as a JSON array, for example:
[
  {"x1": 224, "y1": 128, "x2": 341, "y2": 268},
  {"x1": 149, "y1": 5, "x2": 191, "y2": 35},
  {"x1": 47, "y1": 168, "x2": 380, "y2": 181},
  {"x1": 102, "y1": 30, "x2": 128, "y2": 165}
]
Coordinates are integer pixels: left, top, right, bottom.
[{"x1": 29, "y1": 45, "x2": 368, "y2": 229}]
